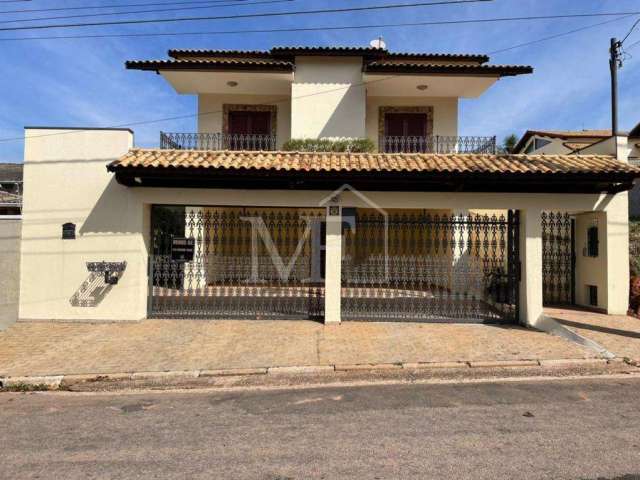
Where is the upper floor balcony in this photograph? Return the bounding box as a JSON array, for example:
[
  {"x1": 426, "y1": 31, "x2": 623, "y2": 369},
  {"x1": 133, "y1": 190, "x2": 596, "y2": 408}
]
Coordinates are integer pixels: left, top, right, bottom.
[{"x1": 159, "y1": 132, "x2": 498, "y2": 154}]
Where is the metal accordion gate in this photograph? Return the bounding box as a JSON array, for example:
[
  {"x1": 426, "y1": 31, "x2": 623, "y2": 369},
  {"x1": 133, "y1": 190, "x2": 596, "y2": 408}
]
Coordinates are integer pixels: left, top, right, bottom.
[
  {"x1": 149, "y1": 206, "x2": 325, "y2": 320},
  {"x1": 341, "y1": 210, "x2": 521, "y2": 323},
  {"x1": 541, "y1": 211, "x2": 575, "y2": 305}
]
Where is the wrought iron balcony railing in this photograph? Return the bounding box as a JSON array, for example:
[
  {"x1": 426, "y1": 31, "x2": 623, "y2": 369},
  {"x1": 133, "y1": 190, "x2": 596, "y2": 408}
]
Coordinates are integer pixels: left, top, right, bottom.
[
  {"x1": 380, "y1": 135, "x2": 497, "y2": 154},
  {"x1": 160, "y1": 132, "x2": 277, "y2": 151}
]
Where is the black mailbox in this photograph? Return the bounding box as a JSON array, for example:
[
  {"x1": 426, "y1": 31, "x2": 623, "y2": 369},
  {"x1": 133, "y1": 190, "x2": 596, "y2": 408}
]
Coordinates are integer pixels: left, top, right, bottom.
[
  {"x1": 171, "y1": 237, "x2": 195, "y2": 262},
  {"x1": 62, "y1": 222, "x2": 76, "y2": 240}
]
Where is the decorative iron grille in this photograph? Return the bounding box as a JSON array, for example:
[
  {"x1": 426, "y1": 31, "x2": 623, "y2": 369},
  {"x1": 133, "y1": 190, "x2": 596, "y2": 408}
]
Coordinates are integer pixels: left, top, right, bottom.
[
  {"x1": 160, "y1": 132, "x2": 277, "y2": 151},
  {"x1": 379, "y1": 135, "x2": 497, "y2": 154},
  {"x1": 541, "y1": 211, "x2": 575, "y2": 305},
  {"x1": 341, "y1": 210, "x2": 520, "y2": 323},
  {"x1": 149, "y1": 206, "x2": 325, "y2": 319}
]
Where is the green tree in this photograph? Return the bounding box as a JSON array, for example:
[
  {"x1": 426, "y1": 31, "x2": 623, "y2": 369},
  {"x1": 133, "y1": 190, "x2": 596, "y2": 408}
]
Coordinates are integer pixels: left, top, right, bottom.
[{"x1": 501, "y1": 134, "x2": 518, "y2": 154}]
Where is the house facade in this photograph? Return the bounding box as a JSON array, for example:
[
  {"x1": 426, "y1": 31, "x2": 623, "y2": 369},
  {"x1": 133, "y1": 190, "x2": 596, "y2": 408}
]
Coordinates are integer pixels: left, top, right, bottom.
[{"x1": 17, "y1": 46, "x2": 639, "y2": 328}]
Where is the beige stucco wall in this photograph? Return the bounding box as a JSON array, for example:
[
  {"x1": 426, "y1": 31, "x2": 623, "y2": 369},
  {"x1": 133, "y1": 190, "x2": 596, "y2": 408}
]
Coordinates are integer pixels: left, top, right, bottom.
[
  {"x1": 19, "y1": 128, "x2": 146, "y2": 321},
  {"x1": 291, "y1": 57, "x2": 366, "y2": 139},
  {"x1": 574, "y1": 211, "x2": 606, "y2": 309},
  {"x1": 366, "y1": 96, "x2": 458, "y2": 149},
  {"x1": 19, "y1": 129, "x2": 631, "y2": 323},
  {"x1": 197, "y1": 94, "x2": 291, "y2": 149}
]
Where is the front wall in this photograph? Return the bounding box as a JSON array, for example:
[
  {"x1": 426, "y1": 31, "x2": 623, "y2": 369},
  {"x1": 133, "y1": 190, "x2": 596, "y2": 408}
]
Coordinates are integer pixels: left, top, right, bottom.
[
  {"x1": 574, "y1": 211, "x2": 607, "y2": 309},
  {"x1": 19, "y1": 129, "x2": 145, "y2": 321},
  {"x1": 18, "y1": 130, "x2": 631, "y2": 322},
  {"x1": 0, "y1": 218, "x2": 21, "y2": 329}
]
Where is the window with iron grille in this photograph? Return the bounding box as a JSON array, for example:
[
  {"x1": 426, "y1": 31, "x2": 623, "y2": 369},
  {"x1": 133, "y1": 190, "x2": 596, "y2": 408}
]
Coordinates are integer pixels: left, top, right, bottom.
[{"x1": 586, "y1": 226, "x2": 599, "y2": 257}]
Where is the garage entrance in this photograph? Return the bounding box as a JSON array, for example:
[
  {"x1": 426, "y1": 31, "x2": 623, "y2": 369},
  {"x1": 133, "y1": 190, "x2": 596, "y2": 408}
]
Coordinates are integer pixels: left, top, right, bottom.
[
  {"x1": 340, "y1": 209, "x2": 520, "y2": 323},
  {"x1": 149, "y1": 205, "x2": 325, "y2": 320}
]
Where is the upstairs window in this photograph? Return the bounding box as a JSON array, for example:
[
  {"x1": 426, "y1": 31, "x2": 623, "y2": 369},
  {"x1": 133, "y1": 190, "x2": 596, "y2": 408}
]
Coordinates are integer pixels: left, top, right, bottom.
[
  {"x1": 223, "y1": 104, "x2": 277, "y2": 151},
  {"x1": 384, "y1": 113, "x2": 428, "y2": 138},
  {"x1": 228, "y1": 111, "x2": 272, "y2": 136}
]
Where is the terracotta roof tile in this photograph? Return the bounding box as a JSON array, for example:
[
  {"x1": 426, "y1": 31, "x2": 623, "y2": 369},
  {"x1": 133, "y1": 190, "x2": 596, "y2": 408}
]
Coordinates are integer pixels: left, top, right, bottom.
[
  {"x1": 125, "y1": 58, "x2": 295, "y2": 72},
  {"x1": 363, "y1": 62, "x2": 532, "y2": 76},
  {"x1": 109, "y1": 149, "x2": 640, "y2": 177}
]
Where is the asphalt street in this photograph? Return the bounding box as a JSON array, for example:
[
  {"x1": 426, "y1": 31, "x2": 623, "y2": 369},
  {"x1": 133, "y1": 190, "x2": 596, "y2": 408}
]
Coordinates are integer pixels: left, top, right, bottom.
[{"x1": 2, "y1": 377, "x2": 640, "y2": 479}]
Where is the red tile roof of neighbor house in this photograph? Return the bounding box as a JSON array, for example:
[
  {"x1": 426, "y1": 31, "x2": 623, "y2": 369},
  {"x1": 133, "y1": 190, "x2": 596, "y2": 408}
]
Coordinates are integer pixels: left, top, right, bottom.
[
  {"x1": 513, "y1": 129, "x2": 629, "y2": 153},
  {"x1": 109, "y1": 149, "x2": 640, "y2": 177}
]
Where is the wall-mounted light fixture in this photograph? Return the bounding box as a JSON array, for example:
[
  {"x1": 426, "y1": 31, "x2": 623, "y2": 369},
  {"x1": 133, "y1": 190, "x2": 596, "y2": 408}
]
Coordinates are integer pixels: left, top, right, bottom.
[
  {"x1": 416, "y1": 84, "x2": 429, "y2": 91},
  {"x1": 226, "y1": 81, "x2": 239, "y2": 87}
]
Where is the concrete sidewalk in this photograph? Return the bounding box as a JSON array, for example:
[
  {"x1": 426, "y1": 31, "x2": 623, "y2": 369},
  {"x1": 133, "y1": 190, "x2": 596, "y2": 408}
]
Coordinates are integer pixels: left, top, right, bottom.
[
  {"x1": 545, "y1": 307, "x2": 640, "y2": 363},
  {"x1": 0, "y1": 319, "x2": 597, "y2": 378}
]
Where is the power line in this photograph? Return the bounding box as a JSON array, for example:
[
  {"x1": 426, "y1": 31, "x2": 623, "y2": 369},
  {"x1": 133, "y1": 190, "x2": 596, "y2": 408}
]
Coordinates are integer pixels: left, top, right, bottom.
[
  {"x1": 0, "y1": 9, "x2": 633, "y2": 143},
  {"x1": 1, "y1": 10, "x2": 638, "y2": 42},
  {"x1": 0, "y1": 0, "x2": 249, "y2": 15},
  {"x1": 0, "y1": 0, "x2": 293, "y2": 26},
  {"x1": 620, "y1": 16, "x2": 640, "y2": 44},
  {"x1": 0, "y1": 0, "x2": 492, "y2": 32},
  {"x1": 488, "y1": 14, "x2": 637, "y2": 55}
]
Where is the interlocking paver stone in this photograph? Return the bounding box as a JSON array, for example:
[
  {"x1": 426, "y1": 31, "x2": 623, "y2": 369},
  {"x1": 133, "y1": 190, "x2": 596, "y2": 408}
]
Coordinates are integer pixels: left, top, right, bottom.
[{"x1": 0, "y1": 319, "x2": 595, "y2": 377}]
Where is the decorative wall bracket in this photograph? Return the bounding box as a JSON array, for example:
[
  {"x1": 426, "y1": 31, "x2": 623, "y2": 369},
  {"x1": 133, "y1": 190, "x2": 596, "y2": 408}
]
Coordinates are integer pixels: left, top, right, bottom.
[{"x1": 86, "y1": 261, "x2": 127, "y2": 285}]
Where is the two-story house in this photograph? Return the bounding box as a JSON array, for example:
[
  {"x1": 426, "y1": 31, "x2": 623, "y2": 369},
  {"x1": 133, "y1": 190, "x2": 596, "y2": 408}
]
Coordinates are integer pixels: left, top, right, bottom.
[{"x1": 18, "y1": 45, "x2": 640, "y2": 329}]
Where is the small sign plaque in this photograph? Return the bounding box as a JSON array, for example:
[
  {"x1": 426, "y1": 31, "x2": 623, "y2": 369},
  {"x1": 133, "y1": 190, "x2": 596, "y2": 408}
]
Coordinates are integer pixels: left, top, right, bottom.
[{"x1": 171, "y1": 237, "x2": 195, "y2": 262}]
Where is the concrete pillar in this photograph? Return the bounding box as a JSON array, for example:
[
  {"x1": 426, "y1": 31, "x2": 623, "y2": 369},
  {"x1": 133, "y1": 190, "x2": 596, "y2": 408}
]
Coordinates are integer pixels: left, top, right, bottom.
[
  {"x1": 324, "y1": 206, "x2": 342, "y2": 324},
  {"x1": 519, "y1": 208, "x2": 544, "y2": 327},
  {"x1": 604, "y1": 192, "x2": 630, "y2": 314}
]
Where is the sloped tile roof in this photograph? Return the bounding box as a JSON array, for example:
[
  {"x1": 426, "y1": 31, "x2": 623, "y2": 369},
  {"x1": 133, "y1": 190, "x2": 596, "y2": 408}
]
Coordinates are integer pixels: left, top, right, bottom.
[
  {"x1": 109, "y1": 149, "x2": 640, "y2": 176},
  {"x1": 363, "y1": 62, "x2": 532, "y2": 76},
  {"x1": 125, "y1": 58, "x2": 295, "y2": 72}
]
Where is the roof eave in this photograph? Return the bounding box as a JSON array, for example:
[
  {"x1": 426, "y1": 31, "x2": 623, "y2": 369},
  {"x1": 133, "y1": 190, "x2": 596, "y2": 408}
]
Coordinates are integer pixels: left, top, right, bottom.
[{"x1": 125, "y1": 61, "x2": 295, "y2": 73}]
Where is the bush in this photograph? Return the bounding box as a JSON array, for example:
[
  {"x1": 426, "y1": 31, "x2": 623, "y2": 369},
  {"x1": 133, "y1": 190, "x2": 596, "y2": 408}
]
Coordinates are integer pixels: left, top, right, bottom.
[{"x1": 282, "y1": 138, "x2": 375, "y2": 153}]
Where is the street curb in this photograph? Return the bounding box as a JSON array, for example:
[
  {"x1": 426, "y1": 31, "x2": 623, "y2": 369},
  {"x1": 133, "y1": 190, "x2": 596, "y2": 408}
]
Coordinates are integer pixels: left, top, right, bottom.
[
  {"x1": 539, "y1": 358, "x2": 608, "y2": 368},
  {"x1": 468, "y1": 360, "x2": 540, "y2": 368},
  {"x1": 402, "y1": 362, "x2": 468, "y2": 369},
  {"x1": 0, "y1": 357, "x2": 634, "y2": 391}
]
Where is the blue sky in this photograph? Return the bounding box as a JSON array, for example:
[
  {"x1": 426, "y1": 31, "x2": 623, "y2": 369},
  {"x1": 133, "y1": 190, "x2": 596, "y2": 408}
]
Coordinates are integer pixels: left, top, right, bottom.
[{"x1": 0, "y1": 0, "x2": 639, "y2": 162}]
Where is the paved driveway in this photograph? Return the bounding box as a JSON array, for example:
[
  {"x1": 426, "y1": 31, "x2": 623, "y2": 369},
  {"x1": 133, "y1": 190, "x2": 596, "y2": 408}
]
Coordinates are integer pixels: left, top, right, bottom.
[
  {"x1": 0, "y1": 319, "x2": 594, "y2": 377},
  {"x1": 546, "y1": 307, "x2": 640, "y2": 362}
]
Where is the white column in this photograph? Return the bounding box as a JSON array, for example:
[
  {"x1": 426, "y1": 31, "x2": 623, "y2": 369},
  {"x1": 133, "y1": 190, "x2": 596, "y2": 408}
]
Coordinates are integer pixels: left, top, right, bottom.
[
  {"x1": 519, "y1": 208, "x2": 544, "y2": 327},
  {"x1": 605, "y1": 192, "x2": 630, "y2": 314},
  {"x1": 324, "y1": 207, "x2": 342, "y2": 324}
]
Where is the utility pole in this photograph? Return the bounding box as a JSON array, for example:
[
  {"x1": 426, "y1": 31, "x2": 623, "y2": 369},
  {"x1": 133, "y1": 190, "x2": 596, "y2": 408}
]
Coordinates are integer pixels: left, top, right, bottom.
[
  {"x1": 609, "y1": 19, "x2": 640, "y2": 137},
  {"x1": 609, "y1": 37, "x2": 621, "y2": 137}
]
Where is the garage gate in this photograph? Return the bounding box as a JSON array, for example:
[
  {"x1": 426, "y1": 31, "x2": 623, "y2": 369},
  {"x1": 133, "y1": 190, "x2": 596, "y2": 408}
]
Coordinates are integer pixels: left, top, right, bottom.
[
  {"x1": 341, "y1": 210, "x2": 521, "y2": 323},
  {"x1": 149, "y1": 206, "x2": 520, "y2": 323},
  {"x1": 149, "y1": 206, "x2": 325, "y2": 320}
]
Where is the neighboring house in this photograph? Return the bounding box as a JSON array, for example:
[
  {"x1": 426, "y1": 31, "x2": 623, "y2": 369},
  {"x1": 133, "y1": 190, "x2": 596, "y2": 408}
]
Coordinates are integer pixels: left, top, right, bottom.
[
  {"x1": 514, "y1": 126, "x2": 640, "y2": 216},
  {"x1": 18, "y1": 45, "x2": 640, "y2": 329},
  {"x1": 514, "y1": 126, "x2": 640, "y2": 158},
  {"x1": 0, "y1": 163, "x2": 22, "y2": 330}
]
